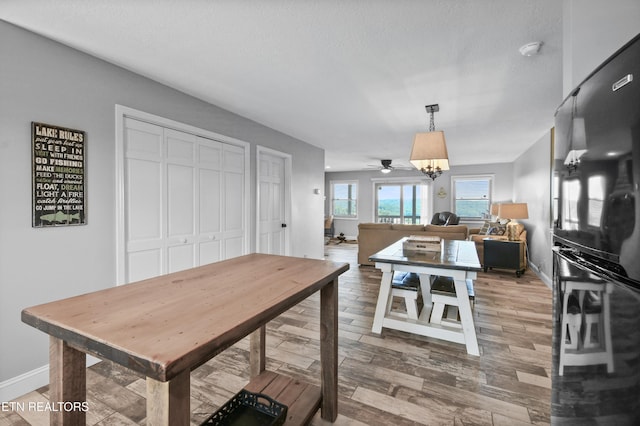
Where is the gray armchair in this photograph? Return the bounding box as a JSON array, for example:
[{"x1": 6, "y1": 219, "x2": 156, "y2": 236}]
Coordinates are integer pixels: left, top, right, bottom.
[{"x1": 430, "y1": 211, "x2": 460, "y2": 226}]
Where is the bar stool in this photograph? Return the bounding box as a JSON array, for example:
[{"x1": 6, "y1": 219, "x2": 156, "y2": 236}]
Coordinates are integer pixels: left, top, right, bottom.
[
  {"x1": 558, "y1": 280, "x2": 613, "y2": 376},
  {"x1": 388, "y1": 272, "x2": 421, "y2": 320},
  {"x1": 429, "y1": 276, "x2": 474, "y2": 328}
]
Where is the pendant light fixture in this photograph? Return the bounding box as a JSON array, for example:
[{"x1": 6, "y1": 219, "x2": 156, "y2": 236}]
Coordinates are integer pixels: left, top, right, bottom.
[{"x1": 410, "y1": 104, "x2": 449, "y2": 180}]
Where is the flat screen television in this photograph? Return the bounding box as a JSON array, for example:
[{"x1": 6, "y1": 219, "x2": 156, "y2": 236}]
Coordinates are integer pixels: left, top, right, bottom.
[{"x1": 553, "y1": 33, "x2": 640, "y2": 287}]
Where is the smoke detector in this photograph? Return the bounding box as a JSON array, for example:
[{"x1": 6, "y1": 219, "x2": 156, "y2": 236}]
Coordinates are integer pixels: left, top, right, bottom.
[{"x1": 519, "y1": 42, "x2": 542, "y2": 56}]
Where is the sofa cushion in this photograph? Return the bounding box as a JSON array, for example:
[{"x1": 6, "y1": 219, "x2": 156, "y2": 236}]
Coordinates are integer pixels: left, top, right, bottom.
[
  {"x1": 391, "y1": 224, "x2": 425, "y2": 231},
  {"x1": 425, "y1": 224, "x2": 467, "y2": 235},
  {"x1": 358, "y1": 223, "x2": 392, "y2": 230}
]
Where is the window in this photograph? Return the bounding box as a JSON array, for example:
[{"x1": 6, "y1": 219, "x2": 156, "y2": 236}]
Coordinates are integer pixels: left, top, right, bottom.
[
  {"x1": 375, "y1": 182, "x2": 430, "y2": 224},
  {"x1": 452, "y1": 175, "x2": 493, "y2": 220},
  {"x1": 331, "y1": 181, "x2": 358, "y2": 218}
]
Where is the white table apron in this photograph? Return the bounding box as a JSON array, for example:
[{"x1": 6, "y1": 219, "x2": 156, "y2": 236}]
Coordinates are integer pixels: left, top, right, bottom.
[{"x1": 371, "y1": 261, "x2": 480, "y2": 356}]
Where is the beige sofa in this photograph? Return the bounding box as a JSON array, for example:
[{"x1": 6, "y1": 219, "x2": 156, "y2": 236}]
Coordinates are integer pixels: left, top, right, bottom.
[{"x1": 357, "y1": 223, "x2": 469, "y2": 266}]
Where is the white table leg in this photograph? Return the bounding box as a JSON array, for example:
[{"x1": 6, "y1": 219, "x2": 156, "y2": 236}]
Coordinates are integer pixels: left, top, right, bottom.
[
  {"x1": 454, "y1": 278, "x2": 480, "y2": 356},
  {"x1": 372, "y1": 264, "x2": 393, "y2": 333},
  {"x1": 418, "y1": 273, "x2": 432, "y2": 309}
]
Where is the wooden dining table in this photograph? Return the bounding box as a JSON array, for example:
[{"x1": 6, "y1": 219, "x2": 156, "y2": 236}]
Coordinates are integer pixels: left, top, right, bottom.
[{"x1": 21, "y1": 253, "x2": 349, "y2": 425}]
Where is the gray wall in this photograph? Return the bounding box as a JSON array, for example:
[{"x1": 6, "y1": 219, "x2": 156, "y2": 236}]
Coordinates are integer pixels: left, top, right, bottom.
[
  {"x1": 0, "y1": 21, "x2": 325, "y2": 388},
  {"x1": 513, "y1": 131, "x2": 554, "y2": 284},
  {"x1": 325, "y1": 162, "x2": 514, "y2": 239}
]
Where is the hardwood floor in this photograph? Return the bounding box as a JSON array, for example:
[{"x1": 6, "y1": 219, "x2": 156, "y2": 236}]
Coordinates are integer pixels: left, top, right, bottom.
[{"x1": 2, "y1": 243, "x2": 553, "y2": 425}]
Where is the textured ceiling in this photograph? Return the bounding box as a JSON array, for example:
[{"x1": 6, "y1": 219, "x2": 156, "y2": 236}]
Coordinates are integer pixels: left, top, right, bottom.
[{"x1": 0, "y1": 0, "x2": 563, "y2": 171}]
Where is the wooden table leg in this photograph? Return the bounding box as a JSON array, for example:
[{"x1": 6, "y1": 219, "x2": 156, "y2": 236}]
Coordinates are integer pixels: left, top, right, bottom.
[
  {"x1": 49, "y1": 337, "x2": 86, "y2": 426},
  {"x1": 146, "y1": 369, "x2": 190, "y2": 426},
  {"x1": 453, "y1": 278, "x2": 480, "y2": 356},
  {"x1": 372, "y1": 264, "x2": 393, "y2": 333},
  {"x1": 249, "y1": 325, "x2": 266, "y2": 378},
  {"x1": 320, "y1": 277, "x2": 338, "y2": 422}
]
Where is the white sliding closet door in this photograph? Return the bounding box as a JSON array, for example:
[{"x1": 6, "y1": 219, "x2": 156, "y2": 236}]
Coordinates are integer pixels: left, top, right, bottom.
[{"x1": 121, "y1": 117, "x2": 246, "y2": 283}]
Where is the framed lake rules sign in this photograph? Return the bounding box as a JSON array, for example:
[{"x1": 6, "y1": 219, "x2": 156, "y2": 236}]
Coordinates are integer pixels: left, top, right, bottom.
[{"x1": 32, "y1": 122, "x2": 86, "y2": 227}]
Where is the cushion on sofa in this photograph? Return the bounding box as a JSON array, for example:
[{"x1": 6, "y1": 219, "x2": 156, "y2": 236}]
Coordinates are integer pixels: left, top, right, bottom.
[
  {"x1": 424, "y1": 224, "x2": 467, "y2": 235},
  {"x1": 391, "y1": 224, "x2": 425, "y2": 231},
  {"x1": 358, "y1": 223, "x2": 393, "y2": 230}
]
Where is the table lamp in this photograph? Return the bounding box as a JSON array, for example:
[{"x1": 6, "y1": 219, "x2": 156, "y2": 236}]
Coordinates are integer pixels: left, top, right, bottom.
[{"x1": 498, "y1": 203, "x2": 528, "y2": 241}]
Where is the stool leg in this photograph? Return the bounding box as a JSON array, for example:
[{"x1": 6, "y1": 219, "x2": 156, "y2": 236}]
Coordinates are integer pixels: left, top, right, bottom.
[
  {"x1": 565, "y1": 313, "x2": 582, "y2": 350},
  {"x1": 583, "y1": 313, "x2": 600, "y2": 349}
]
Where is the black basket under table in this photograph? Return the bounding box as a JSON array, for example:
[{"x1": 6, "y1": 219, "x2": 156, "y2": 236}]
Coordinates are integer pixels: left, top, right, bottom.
[{"x1": 201, "y1": 389, "x2": 288, "y2": 426}]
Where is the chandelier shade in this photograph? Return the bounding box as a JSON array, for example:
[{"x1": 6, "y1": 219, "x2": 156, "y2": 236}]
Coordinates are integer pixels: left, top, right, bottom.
[
  {"x1": 410, "y1": 104, "x2": 449, "y2": 180},
  {"x1": 409, "y1": 131, "x2": 450, "y2": 172}
]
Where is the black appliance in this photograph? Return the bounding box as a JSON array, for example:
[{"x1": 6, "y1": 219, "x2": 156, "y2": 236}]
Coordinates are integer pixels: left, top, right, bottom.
[{"x1": 552, "y1": 33, "x2": 640, "y2": 424}]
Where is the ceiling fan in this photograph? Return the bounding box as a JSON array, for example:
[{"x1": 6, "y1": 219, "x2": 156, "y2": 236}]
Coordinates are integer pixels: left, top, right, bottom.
[{"x1": 365, "y1": 159, "x2": 413, "y2": 174}]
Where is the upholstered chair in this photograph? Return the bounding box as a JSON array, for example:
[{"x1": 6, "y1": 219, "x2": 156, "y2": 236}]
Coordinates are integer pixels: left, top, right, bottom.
[{"x1": 430, "y1": 212, "x2": 460, "y2": 226}]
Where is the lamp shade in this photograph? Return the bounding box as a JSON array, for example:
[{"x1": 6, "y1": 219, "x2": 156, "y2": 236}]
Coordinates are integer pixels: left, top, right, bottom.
[
  {"x1": 490, "y1": 203, "x2": 500, "y2": 216},
  {"x1": 498, "y1": 203, "x2": 529, "y2": 220},
  {"x1": 409, "y1": 131, "x2": 450, "y2": 171}
]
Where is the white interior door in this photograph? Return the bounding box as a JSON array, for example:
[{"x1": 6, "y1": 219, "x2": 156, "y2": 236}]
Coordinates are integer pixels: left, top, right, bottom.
[
  {"x1": 257, "y1": 148, "x2": 290, "y2": 255},
  {"x1": 119, "y1": 112, "x2": 247, "y2": 284}
]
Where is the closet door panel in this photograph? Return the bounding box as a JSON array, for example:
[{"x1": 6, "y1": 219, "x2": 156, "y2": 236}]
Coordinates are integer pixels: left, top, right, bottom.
[
  {"x1": 199, "y1": 240, "x2": 221, "y2": 265},
  {"x1": 199, "y1": 169, "x2": 221, "y2": 234},
  {"x1": 167, "y1": 163, "x2": 195, "y2": 238},
  {"x1": 126, "y1": 158, "x2": 162, "y2": 243},
  {"x1": 167, "y1": 244, "x2": 195, "y2": 273},
  {"x1": 123, "y1": 118, "x2": 164, "y2": 280},
  {"x1": 127, "y1": 249, "x2": 162, "y2": 283},
  {"x1": 224, "y1": 236, "x2": 244, "y2": 260}
]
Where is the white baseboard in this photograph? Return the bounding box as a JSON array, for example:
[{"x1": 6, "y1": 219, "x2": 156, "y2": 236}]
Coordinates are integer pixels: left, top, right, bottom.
[
  {"x1": 528, "y1": 261, "x2": 552, "y2": 289},
  {"x1": 0, "y1": 356, "x2": 100, "y2": 402},
  {"x1": 0, "y1": 364, "x2": 48, "y2": 402}
]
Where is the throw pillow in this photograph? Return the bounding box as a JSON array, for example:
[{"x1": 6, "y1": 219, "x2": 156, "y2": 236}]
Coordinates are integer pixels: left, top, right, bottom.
[
  {"x1": 488, "y1": 224, "x2": 507, "y2": 235},
  {"x1": 478, "y1": 220, "x2": 491, "y2": 235}
]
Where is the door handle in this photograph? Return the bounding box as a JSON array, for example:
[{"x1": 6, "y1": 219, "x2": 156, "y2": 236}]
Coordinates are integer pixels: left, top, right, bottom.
[{"x1": 281, "y1": 223, "x2": 287, "y2": 228}]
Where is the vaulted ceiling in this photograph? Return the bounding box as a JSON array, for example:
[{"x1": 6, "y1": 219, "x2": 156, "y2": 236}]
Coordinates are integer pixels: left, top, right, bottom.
[{"x1": 1, "y1": 1, "x2": 563, "y2": 171}]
